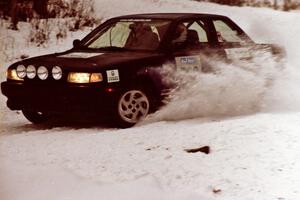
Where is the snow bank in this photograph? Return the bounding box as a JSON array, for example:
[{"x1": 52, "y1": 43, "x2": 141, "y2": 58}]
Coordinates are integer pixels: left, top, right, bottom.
[
  {"x1": 1, "y1": 113, "x2": 299, "y2": 200},
  {"x1": 0, "y1": 159, "x2": 207, "y2": 200}
]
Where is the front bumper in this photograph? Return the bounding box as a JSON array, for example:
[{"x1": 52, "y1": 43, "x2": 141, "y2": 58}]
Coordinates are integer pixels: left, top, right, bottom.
[{"x1": 1, "y1": 81, "x2": 119, "y2": 114}]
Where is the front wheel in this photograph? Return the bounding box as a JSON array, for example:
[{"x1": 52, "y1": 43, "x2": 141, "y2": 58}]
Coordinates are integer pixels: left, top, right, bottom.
[
  {"x1": 116, "y1": 89, "x2": 151, "y2": 128},
  {"x1": 22, "y1": 110, "x2": 49, "y2": 124}
]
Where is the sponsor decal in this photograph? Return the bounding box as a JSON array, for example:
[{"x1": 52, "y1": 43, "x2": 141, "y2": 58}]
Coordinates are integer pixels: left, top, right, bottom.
[
  {"x1": 175, "y1": 55, "x2": 202, "y2": 71},
  {"x1": 106, "y1": 69, "x2": 120, "y2": 83},
  {"x1": 59, "y1": 52, "x2": 104, "y2": 58}
]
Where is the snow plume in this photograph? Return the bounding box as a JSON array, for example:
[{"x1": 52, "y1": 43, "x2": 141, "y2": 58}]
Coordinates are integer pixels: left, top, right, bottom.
[
  {"x1": 265, "y1": 35, "x2": 300, "y2": 112},
  {"x1": 262, "y1": 62, "x2": 300, "y2": 112},
  {"x1": 147, "y1": 50, "x2": 283, "y2": 122},
  {"x1": 252, "y1": 12, "x2": 300, "y2": 113}
]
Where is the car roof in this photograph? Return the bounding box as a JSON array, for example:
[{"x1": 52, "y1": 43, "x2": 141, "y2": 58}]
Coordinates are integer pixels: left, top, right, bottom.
[{"x1": 113, "y1": 13, "x2": 227, "y2": 20}]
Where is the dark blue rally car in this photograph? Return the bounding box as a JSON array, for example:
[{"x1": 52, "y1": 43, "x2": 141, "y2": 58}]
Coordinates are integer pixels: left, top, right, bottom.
[{"x1": 1, "y1": 13, "x2": 284, "y2": 127}]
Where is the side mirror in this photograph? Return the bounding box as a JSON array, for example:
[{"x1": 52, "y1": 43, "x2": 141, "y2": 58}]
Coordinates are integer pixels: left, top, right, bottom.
[{"x1": 73, "y1": 39, "x2": 81, "y2": 48}]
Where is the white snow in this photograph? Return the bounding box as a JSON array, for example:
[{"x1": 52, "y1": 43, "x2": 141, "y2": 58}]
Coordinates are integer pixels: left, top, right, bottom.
[{"x1": 0, "y1": 0, "x2": 300, "y2": 200}]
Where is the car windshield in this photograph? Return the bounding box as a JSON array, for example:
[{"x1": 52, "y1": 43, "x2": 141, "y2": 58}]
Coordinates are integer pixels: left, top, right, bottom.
[{"x1": 83, "y1": 19, "x2": 171, "y2": 51}]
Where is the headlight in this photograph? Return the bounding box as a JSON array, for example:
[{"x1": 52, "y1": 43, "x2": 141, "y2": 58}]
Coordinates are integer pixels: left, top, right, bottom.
[
  {"x1": 16, "y1": 65, "x2": 26, "y2": 78},
  {"x1": 67, "y1": 72, "x2": 103, "y2": 83},
  {"x1": 68, "y1": 72, "x2": 90, "y2": 83},
  {"x1": 37, "y1": 66, "x2": 48, "y2": 80},
  {"x1": 26, "y1": 65, "x2": 36, "y2": 79},
  {"x1": 52, "y1": 66, "x2": 62, "y2": 80},
  {"x1": 7, "y1": 69, "x2": 24, "y2": 81}
]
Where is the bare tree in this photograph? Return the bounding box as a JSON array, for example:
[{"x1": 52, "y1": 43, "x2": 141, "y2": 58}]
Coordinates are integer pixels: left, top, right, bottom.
[
  {"x1": 273, "y1": 0, "x2": 278, "y2": 9},
  {"x1": 9, "y1": 0, "x2": 19, "y2": 30},
  {"x1": 33, "y1": 0, "x2": 49, "y2": 18},
  {"x1": 283, "y1": 0, "x2": 291, "y2": 11},
  {"x1": 8, "y1": 0, "x2": 49, "y2": 29}
]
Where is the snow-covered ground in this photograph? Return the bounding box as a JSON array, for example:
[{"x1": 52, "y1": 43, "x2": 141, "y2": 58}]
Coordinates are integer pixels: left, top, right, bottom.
[{"x1": 0, "y1": 0, "x2": 300, "y2": 200}]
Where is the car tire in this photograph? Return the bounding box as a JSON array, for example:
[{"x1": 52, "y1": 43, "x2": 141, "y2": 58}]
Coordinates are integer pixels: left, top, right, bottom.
[
  {"x1": 115, "y1": 87, "x2": 152, "y2": 128},
  {"x1": 22, "y1": 110, "x2": 49, "y2": 124}
]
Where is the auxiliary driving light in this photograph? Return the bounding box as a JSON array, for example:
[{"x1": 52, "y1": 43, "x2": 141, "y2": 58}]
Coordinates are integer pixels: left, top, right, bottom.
[
  {"x1": 37, "y1": 66, "x2": 48, "y2": 80},
  {"x1": 52, "y1": 66, "x2": 62, "y2": 80},
  {"x1": 16, "y1": 65, "x2": 26, "y2": 78},
  {"x1": 26, "y1": 65, "x2": 36, "y2": 79}
]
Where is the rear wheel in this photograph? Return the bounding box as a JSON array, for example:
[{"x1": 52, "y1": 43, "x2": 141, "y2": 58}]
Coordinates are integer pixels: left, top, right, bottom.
[
  {"x1": 22, "y1": 110, "x2": 49, "y2": 124},
  {"x1": 116, "y1": 89, "x2": 151, "y2": 128}
]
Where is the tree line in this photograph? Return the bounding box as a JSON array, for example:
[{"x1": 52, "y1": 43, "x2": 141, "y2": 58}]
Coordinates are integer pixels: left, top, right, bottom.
[
  {"x1": 1, "y1": 0, "x2": 299, "y2": 31},
  {"x1": 1, "y1": 0, "x2": 49, "y2": 29},
  {"x1": 194, "y1": 0, "x2": 300, "y2": 10},
  {"x1": 0, "y1": 0, "x2": 96, "y2": 30}
]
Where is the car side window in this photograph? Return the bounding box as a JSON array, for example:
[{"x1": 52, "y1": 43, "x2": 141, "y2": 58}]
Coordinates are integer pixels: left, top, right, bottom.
[
  {"x1": 213, "y1": 20, "x2": 244, "y2": 43},
  {"x1": 172, "y1": 20, "x2": 209, "y2": 51},
  {"x1": 188, "y1": 21, "x2": 208, "y2": 43}
]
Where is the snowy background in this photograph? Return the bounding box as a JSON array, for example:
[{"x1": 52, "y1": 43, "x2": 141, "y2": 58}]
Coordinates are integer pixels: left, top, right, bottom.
[{"x1": 0, "y1": 0, "x2": 300, "y2": 199}]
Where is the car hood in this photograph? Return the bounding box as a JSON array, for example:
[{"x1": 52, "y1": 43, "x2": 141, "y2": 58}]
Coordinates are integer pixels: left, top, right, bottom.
[{"x1": 19, "y1": 50, "x2": 164, "y2": 71}]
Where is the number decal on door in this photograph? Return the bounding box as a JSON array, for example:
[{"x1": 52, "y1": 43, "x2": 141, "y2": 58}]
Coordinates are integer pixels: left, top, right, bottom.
[{"x1": 175, "y1": 55, "x2": 202, "y2": 71}]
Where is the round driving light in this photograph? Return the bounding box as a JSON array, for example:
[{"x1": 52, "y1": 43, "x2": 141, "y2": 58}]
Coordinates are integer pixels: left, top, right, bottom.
[
  {"x1": 16, "y1": 65, "x2": 26, "y2": 78},
  {"x1": 37, "y1": 66, "x2": 48, "y2": 80},
  {"x1": 52, "y1": 66, "x2": 62, "y2": 80},
  {"x1": 26, "y1": 65, "x2": 36, "y2": 79}
]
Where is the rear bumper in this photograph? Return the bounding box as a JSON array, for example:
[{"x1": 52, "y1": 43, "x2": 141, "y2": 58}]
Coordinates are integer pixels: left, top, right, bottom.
[{"x1": 1, "y1": 81, "x2": 119, "y2": 114}]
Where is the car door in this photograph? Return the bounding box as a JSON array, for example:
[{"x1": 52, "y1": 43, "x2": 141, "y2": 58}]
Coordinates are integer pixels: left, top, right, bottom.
[{"x1": 170, "y1": 18, "x2": 223, "y2": 73}]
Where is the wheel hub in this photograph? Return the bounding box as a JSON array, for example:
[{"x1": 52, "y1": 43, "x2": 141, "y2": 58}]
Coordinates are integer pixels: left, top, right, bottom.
[{"x1": 118, "y1": 90, "x2": 150, "y2": 123}]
